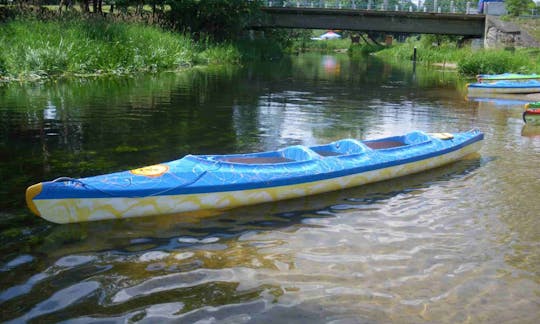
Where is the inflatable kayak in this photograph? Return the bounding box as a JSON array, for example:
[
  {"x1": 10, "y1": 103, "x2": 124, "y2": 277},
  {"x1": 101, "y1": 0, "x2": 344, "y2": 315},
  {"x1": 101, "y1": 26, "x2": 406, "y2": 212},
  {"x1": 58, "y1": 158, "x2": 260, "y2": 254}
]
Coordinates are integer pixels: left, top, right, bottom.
[
  {"x1": 476, "y1": 73, "x2": 540, "y2": 82},
  {"x1": 26, "y1": 130, "x2": 484, "y2": 224},
  {"x1": 523, "y1": 102, "x2": 540, "y2": 125},
  {"x1": 467, "y1": 80, "x2": 540, "y2": 94}
]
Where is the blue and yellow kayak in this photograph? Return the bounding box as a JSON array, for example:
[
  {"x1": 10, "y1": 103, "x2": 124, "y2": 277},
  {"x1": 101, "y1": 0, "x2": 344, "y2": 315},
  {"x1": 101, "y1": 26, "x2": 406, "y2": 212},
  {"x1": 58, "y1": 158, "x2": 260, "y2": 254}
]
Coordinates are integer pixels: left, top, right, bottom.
[
  {"x1": 26, "y1": 130, "x2": 484, "y2": 224},
  {"x1": 467, "y1": 80, "x2": 540, "y2": 94}
]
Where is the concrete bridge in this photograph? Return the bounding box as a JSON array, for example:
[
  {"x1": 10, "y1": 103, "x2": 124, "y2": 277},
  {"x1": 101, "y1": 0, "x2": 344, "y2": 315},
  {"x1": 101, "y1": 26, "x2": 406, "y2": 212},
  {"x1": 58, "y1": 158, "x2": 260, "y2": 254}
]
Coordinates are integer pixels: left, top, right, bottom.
[
  {"x1": 254, "y1": 6, "x2": 486, "y2": 37},
  {"x1": 252, "y1": 7, "x2": 486, "y2": 37}
]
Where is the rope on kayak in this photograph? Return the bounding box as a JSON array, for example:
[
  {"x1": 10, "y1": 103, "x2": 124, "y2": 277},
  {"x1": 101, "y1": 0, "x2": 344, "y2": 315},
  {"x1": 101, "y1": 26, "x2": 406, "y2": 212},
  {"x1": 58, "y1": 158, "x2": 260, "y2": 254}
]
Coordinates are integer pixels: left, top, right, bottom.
[
  {"x1": 52, "y1": 177, "x2": 87, "y2": 185},
  {"x1": 153, "y1": 160, "x2": 224, "y2": 196},
  {"x1": 50, "y1": 160, "x2": 224, "y2": 198}
]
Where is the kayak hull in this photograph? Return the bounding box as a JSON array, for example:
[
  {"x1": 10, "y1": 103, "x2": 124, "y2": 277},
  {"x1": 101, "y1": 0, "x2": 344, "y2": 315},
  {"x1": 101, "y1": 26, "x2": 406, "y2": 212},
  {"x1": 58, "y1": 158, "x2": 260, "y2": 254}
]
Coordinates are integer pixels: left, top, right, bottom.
[
  {"x1": 469, "y1": 88, "x2": 540, "y2": 94},
  {"x1": 469, "y1": 87, "x2": 540, "y2": 94},
  {"x1": 467, "y1": 81, "x2": 540, "y2": 94},
  {"x1": 27, "y1": 131, "x2": 483, "y2": 224}
]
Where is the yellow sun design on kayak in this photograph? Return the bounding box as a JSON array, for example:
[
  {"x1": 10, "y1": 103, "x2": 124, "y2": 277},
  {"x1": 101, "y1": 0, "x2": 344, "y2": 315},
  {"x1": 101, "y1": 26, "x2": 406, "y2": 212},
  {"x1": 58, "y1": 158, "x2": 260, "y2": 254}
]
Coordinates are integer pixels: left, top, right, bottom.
[{"x1": 130, "y1": 164, "x2": 169, "y2": 177}]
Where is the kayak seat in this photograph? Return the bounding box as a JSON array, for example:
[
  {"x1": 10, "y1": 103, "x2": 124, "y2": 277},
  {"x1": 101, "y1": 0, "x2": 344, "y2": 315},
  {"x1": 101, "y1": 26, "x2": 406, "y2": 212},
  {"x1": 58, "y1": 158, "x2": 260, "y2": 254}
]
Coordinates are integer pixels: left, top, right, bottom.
[
  {"x1": 311, "y1": 139, "x2": 369, "y2": 156},
  {"x1": 363, "y1": 131, "x2": 430, "y2": 150},
  {"x1": 364, "y1": 140, "x2": 406, "y2": 149},
  {"x1": 279, "y1": 145, "x2": 321, "y2": 162},
  {"x1": 221, "y1": 156, "x2": 294, "y2": 164},
  {"x1": 214, "y1": 146, "x2": 321, "y2": 164}
]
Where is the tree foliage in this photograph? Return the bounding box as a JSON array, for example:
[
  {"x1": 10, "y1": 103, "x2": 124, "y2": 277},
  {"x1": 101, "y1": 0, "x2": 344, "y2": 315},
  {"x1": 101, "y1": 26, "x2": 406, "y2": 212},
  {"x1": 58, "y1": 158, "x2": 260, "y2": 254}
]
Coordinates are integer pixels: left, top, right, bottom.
[
  {"x1": 165, "y1": 0, "x2": 263, "y2": 41},
  {"x1": 505, "y1": 0, "x2": 536, "y2": 16}
]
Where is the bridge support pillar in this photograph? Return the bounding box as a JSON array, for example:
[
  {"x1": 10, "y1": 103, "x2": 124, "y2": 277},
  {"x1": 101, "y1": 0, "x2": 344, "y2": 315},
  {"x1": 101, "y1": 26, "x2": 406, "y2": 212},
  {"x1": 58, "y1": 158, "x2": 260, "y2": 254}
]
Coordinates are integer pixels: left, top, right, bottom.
[{"x1": 385, "y1": 35, "x2": 393, "y2": 46}]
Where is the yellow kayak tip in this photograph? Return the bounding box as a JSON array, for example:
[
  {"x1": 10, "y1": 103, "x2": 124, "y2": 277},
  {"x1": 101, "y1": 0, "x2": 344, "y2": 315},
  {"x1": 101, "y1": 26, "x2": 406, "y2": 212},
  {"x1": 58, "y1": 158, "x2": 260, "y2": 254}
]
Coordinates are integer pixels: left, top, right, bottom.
[{"x1": 25, "y1": 183, "x2": 43, "y2": 217}]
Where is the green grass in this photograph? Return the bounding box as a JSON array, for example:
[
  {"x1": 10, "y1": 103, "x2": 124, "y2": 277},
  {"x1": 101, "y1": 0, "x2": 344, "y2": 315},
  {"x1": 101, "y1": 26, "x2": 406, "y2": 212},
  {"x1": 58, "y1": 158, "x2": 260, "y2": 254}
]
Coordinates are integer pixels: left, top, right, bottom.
[
  {"x1": 457, "y1": 48, "x2": 540, "y2": 75},
  {"x1": 196, "y1": 40, "x2": 242, "y2": 65},
  {"x1": 374, "y1": 36, "x2": 540, "y2": 76},
  {"x1": 280, "y1": 29, "x2": 352, "y2": 54},
  {"x1": 0, "y1": 17, "x2": 244, "y2": 80},
  {"x1": 375, "y1": 37, "x2": 468, "y2": 64},
  {"x1": 349, "y1": 43, "x2": 385, "y2": 56},
  {"x1": 300, "y1": 38, "x2": 352, "y2": 52}
]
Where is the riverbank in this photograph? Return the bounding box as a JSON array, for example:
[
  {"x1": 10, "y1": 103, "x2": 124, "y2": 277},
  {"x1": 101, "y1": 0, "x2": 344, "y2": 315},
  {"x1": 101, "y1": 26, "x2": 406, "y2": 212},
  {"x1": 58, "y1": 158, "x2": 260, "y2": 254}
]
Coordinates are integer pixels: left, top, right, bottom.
[
  {"x1": 0, "y1": 16, "x2": 267, "y2": 82},
  {"x1": 373, "y1": 37, "x2": 540, "y2": 77}
]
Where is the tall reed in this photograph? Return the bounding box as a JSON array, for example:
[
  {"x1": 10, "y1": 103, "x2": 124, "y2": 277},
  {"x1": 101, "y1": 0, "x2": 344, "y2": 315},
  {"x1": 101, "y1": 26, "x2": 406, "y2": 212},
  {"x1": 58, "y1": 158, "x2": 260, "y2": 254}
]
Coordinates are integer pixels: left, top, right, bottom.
[
  {"x1": 457, "y1": 49, "x2": 540, "y2": 75},
  {"x1": 0, "y1": 17, "x2": 200, "y2": 79},
  {"x1": 374, "y1": 36, "x2": 540, "y2": 76},
  {"x1": 375, "y1": 37, "x2": 468, "y2": 64}
]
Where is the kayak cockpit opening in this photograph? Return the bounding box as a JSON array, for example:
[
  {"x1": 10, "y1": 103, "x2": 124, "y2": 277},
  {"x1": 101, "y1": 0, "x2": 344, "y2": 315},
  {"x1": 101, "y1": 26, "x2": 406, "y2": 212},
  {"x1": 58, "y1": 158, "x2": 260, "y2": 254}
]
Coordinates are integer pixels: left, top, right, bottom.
[
  {"x1": 312, "y1": 150, "x2": 342, "y2": 157},
  {"x1": 208, "y1": 145, "x2": 320, "y2": 165},
  {"x1": 363, "y1": 141, "x2": 406, "y2": 149},
  {"x1": 362, "y1": 131, "x2": 432, "y2": 150},
  {"x1": 219, "y1": 156, "x2": 294, "y2": 164},
  {"x1": 197, "y1": 131, "x2": 433, "y2": 165}
]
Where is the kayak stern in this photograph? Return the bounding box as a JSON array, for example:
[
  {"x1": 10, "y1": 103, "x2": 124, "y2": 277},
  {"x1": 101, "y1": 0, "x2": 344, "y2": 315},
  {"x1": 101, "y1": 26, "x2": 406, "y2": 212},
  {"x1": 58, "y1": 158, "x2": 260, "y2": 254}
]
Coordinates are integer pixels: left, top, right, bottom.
[{"x1": 26, "y1": 183, "x2": 43, "y2": 217}]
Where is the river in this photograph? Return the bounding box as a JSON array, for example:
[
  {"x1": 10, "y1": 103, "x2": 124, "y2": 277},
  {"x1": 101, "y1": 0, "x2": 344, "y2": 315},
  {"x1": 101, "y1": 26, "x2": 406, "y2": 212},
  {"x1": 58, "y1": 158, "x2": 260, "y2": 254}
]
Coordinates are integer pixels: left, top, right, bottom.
[{"x1": 0, "y1": 53, "x2": 539, "y2": 323}]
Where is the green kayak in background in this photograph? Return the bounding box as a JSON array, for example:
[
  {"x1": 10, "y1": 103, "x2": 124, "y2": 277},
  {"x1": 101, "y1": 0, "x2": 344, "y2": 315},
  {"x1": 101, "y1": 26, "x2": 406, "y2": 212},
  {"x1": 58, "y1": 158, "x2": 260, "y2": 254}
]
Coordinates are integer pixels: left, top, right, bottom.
[{"x1": 477, "y1": 73, "x2": 540, "y2": 82}]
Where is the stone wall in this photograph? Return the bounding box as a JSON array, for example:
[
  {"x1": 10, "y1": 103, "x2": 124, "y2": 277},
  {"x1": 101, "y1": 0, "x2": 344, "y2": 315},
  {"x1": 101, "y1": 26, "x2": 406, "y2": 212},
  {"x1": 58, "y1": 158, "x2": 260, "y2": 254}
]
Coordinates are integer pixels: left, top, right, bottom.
[{"x1": 484, "y1": 16, "x2": 540, "y2": 48}]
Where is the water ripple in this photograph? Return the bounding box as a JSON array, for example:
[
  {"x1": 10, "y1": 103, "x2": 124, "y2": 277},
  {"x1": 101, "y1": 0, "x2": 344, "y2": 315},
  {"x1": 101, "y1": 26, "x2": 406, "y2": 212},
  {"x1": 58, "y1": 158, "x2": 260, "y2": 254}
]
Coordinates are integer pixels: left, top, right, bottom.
[
  {"x1": 8, "y1": 281, "x2": 100, "y2": 323},
  {"x1": 1, "y1": 57, "x2": 539, "y2": 323}
]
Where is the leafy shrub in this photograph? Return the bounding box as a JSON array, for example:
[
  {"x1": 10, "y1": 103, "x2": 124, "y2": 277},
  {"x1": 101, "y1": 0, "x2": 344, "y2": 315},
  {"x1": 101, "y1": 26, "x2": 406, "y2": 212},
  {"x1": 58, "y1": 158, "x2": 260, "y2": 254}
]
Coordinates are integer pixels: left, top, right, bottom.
[
  {"x1": 196, "y1": 42, "x2": 242, "y2": 65},
  {"x1": 349, "y1": 43, "x2": 384, "y2": 56}
]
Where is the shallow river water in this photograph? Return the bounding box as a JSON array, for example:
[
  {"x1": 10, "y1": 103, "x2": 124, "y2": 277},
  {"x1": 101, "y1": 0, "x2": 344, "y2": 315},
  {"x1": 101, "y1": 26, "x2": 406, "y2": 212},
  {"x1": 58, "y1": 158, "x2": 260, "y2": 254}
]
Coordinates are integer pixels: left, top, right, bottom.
[{"x1": 0, "y1": 53, "x2": 539, "y2": 323}]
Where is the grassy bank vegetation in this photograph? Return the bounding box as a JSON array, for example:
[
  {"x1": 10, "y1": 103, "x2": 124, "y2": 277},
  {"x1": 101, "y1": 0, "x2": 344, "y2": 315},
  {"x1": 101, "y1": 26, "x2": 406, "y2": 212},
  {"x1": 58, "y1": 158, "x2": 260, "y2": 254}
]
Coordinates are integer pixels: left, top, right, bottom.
[
  {"x1": 294, "y1": 38, "x2": 352, "y2": 53},
  {"x1": 285, "y1": 30, "x2": 385, "y2": 55},
  {"x1": 349, "y1": 43, "x2": 386, "y2": 56},
  {"x1": 0, "y1": 0, "x2": 282, "y2": 81},
  {"x1": 0, "y1": 16, "x2": 247, "y2": 80},
  {"x1": 457, "y1": 48, "x2": 540, "y2": 75},
  {"x1": 374, "y1": 35, "x2": 540, "y2": 76}
]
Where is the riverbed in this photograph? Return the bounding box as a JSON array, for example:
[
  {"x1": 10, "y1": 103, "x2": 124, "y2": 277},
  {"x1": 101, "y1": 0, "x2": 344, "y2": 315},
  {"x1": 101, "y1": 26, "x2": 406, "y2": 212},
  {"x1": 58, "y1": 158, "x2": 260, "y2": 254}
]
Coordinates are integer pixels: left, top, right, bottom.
[{"x1": 0, "y1": 53, "x2": 538, "y2": 323}]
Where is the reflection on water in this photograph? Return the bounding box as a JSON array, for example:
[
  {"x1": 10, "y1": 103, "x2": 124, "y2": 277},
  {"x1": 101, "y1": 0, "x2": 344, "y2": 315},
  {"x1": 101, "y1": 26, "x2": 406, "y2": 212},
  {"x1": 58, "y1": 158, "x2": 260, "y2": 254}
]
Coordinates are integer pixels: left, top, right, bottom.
[
  {"x1": 0, "y1": 54, "x2": 539, "y2": 323},
  {"x1": 522, "y1": 124, "x2": 540, "y2": 139},
  {"x1": 466, "y1": 94, "x2": 532, "y2": 106}
]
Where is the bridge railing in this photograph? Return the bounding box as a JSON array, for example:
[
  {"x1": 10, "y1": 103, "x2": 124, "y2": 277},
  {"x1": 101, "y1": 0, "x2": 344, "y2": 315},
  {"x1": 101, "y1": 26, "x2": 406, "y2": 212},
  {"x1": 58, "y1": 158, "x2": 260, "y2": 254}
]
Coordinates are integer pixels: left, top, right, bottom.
[{"x1": 262, "y1": 0, "x2": 480, "y2": 15}]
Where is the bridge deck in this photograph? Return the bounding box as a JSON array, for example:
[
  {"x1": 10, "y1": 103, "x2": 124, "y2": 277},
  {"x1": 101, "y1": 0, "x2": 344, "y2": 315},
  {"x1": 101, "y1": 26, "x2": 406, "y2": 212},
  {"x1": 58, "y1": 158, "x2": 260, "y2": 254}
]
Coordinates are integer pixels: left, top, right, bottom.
[{"x1": 253, "y1": 7, "x2": 486, "y2": 36}]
